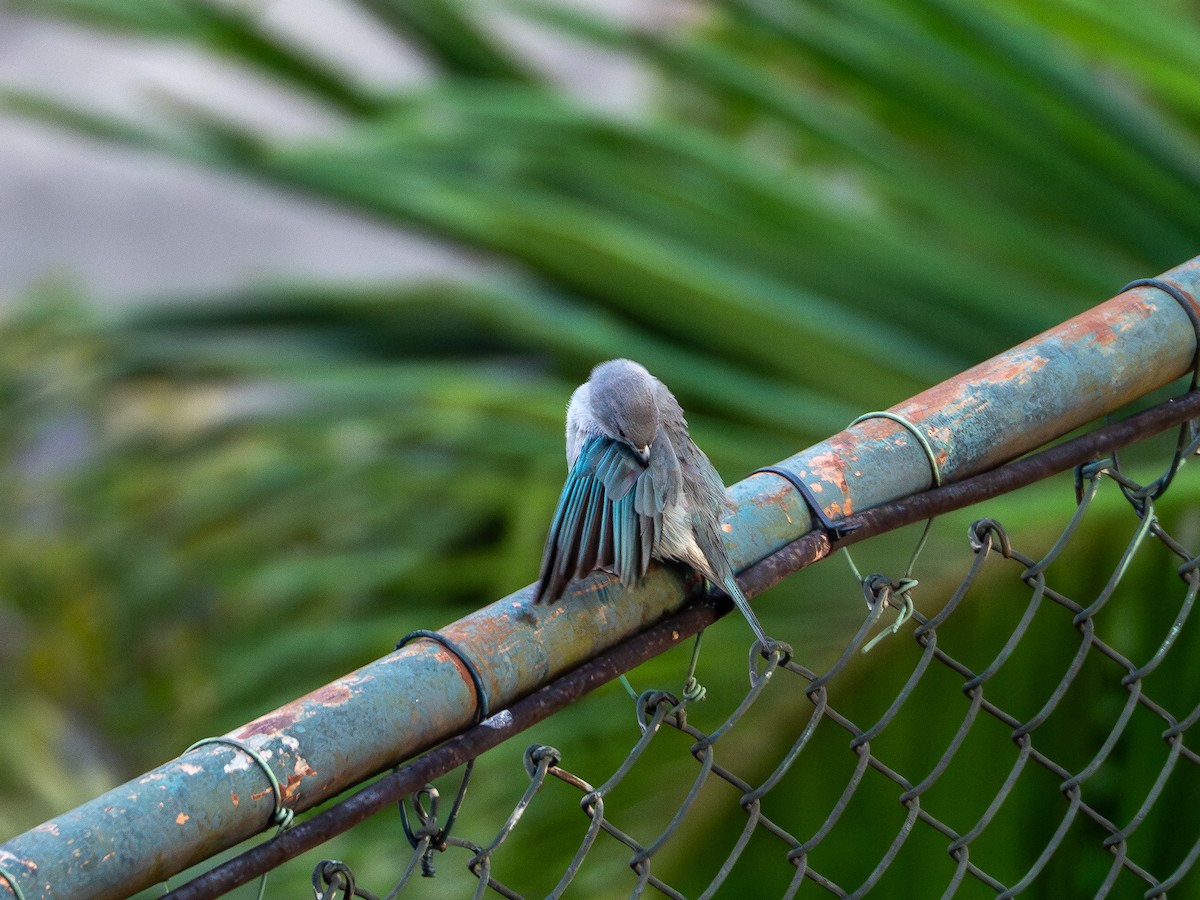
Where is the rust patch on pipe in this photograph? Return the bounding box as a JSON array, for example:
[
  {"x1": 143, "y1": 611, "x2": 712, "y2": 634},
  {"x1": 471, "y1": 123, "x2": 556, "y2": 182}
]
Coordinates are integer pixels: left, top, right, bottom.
[
  {"x1": 237, "y1": 712, "x2": 299, "y2": 740},
  {"x1": 283, "y1": 756, "x2": 316, "y2": 803},
  {"x1": 311, "y1": 683, "x2": 353, "y2": 706},
  {"x1": 979, "y1": 352, "x2": 1049, "y2": 384},
  {"x1": 235, "y1": 677, "x2": 364, "y2": 741}
]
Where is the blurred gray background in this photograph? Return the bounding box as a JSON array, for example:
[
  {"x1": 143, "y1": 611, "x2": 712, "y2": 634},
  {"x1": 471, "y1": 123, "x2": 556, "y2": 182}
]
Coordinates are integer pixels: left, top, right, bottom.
[{"x1": 0, "y1": 0, "x2": 649, "y2": 306}]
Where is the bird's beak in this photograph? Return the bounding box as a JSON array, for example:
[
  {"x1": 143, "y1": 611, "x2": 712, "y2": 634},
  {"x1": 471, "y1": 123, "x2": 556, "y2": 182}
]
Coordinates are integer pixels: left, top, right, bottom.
[{"x1": 637, "y1": 445, "x2": 651, "y2": 464}]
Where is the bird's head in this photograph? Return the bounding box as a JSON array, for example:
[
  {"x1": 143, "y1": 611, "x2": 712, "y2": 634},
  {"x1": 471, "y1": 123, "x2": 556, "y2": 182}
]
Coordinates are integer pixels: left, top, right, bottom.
[{"x1": 588, "y1": 359, "x2": 660, "y2": 463}]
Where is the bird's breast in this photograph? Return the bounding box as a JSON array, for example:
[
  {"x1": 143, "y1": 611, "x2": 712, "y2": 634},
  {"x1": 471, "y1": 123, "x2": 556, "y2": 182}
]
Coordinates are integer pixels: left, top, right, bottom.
[{"x1": 656, "y1": 495, "x2": 710, "y2": 574}]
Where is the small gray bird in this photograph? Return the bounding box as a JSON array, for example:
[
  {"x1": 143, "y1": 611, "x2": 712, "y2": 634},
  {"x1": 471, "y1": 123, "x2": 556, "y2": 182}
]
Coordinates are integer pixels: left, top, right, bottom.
[{"x1": 534, "y1": 359, "x2": 771, "y2": 646}]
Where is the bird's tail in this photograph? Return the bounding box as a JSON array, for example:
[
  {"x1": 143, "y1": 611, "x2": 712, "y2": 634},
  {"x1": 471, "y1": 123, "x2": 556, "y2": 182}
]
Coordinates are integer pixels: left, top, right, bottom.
[{"x1": 716, "y1": 569, "x2": 773, "y2": 648}]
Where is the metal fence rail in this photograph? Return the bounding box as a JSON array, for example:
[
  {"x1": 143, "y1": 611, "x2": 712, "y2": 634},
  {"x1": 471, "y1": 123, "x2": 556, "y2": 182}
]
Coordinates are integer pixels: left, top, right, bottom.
[{"x1": 3, "y1": 261, "x2": 1200, "y2": 898}]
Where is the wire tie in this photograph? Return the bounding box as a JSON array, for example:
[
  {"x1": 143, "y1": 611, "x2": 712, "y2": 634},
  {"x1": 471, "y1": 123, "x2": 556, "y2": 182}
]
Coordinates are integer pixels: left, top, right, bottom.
[
  {"x1": 1123, "y1": 278, "x2": 1200, "y2": 391},
  {"x1": 752, "y1": 465, "x2": 858, "y2": 538},
  {"x1": 397, "y1": 629, "x2": 491, "y2": 724},
  {"x1": 183, "y1": 737, "x2": 295, "y2": 900},
  {"x1": 849, "y1": 411, "x2": 943, "y2": 488},
  {"x1": 861, "y1": 580, "x2": 917, "y2": 654},
  {"x1": 184, "y1": 736, "x2": 294, "y2": 831},
  {"x1": 395, "y1": 630, "x2": 493, "y2": 872},
  {"x1": 0, "y1": 867, "x2": 26, "y2": 900},
  {"x1": 828, "y1": 413, "x2": 937, "y2": 651},
  {"x1": 311, "y1": 860, "x2": 356, "y2": 900},
  {"x1": 681, "y1": 631, "x2": 707, "y2": 704},
  {"x1": 1108, "y1": 279, "x2": 1200, "y2": 502}
]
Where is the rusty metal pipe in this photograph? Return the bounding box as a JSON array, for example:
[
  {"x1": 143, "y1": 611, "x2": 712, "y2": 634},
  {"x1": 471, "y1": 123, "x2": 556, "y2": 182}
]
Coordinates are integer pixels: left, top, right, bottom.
[
  {"x1": 726, "y1": 262, "x2": 1200, "y2": 567},
  {"x1": 2, "y1": 259, "x2": 1198, "y2": 899}
]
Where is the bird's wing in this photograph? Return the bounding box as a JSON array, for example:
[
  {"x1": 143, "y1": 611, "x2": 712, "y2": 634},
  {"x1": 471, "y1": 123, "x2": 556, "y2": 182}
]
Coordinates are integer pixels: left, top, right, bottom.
[{"x1": 535, "y1": 435, "x2": 667, "y2": 604}]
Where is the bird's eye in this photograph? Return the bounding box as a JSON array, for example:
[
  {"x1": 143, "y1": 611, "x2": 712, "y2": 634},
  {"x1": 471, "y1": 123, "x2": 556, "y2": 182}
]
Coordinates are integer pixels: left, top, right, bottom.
[{"x1": 618, "y1": 428, "x2": 626, "y2": 438}]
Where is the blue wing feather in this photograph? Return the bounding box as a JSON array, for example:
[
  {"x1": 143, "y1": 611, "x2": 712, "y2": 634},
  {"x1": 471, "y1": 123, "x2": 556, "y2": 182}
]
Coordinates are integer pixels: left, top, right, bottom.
[
  {"x1": 597, "y1": 496, "x2": 615, "y2": 570},
  {"x1": 535, "y1": 435, "x2": 661, "y2": 604}
]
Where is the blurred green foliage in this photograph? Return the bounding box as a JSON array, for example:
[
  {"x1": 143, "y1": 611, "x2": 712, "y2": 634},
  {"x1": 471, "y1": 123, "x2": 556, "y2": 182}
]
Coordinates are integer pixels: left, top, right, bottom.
[{"x1": 3, "y1": 0, "x2": 1200, "y2": 896}]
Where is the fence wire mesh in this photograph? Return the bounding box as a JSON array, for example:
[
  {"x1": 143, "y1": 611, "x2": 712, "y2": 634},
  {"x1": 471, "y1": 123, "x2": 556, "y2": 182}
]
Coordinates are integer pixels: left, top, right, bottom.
[{"x1": 188, "y1": 397, "x2": 1200, "y2": 900}]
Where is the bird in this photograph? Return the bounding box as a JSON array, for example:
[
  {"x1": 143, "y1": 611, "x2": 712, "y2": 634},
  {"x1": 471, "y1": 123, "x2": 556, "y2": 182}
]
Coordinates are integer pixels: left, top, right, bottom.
[{"x1": 534, "y1": 359, "x2": 772, "y2": 646}]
